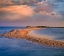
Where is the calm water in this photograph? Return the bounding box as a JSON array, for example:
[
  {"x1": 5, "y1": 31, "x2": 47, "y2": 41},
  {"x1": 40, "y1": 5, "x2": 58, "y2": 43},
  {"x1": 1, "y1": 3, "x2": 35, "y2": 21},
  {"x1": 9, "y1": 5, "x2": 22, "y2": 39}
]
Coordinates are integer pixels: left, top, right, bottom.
[
  {"x1": 0, "y1": 27, "x2": 64, "y2": 56},
  {"x1": 34, "y1": 28, "x2": 64, "y2": 42}
]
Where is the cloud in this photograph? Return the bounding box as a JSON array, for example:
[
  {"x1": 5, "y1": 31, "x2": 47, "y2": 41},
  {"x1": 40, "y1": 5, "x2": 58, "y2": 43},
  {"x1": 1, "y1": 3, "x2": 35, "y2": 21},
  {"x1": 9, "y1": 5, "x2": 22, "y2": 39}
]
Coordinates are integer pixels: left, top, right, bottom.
[
  {"x1": 0, "y1": 0, "x2": 63, "y2": 25},
  {"x1": 12, "y1": 0, "x2": 42, "y2": 5},
  {"x1": 33, "y1": 0, "x2": 57, "y2": 17},
  {"x1": 0, "y1": 5, "x2": 34, "y2": 21},
  {"x1": 0, "y1": 1, "x2": 62, "y2": 22},
  {"x1": 0, "y1": 0, "x2": 14, "y2": 7},
  {"x1": 59, "y1": 10, "x2": 64, "y2": 16},
  {"x1": 34, "y1": 1, "x2": 54, "y2": 13},
  {"x1": 55, "y1": 0, "x2": 64, "y2": 2},
  {"x1": 0, "y1": 0, "x2": 13, "y2": 5},
  {"x1": 32, "y1": 12, "x2": 62, "y2": 22},
  {"x1": 0, "y1": 0, "x2": 42, "y2": 6}
]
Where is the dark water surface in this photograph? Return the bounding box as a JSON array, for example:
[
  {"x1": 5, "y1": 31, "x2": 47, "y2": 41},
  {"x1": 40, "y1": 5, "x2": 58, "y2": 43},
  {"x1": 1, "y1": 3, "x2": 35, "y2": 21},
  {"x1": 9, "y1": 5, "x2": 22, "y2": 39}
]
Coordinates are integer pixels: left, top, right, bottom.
[{"x1": 0, "y1": 27, "x2": 64, "y2": 56}]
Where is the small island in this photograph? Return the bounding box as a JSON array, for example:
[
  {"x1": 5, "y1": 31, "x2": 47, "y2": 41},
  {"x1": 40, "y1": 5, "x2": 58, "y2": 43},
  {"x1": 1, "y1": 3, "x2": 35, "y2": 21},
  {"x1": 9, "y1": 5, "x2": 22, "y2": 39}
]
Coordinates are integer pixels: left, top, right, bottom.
[
  {"x1": 26, "y1": 26, "x2": 49, "y2": 28},
  {"x1": 26, "y1": 26, "x2": 64, "y2": 28}
]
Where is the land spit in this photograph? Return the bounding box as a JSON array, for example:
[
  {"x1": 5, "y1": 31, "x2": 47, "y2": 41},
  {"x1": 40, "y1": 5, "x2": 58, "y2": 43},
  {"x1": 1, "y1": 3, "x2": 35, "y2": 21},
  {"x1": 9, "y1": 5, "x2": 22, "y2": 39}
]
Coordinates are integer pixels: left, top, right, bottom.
[{"x1": 1, "y1": 29, "x2": 64, "y2": 47}]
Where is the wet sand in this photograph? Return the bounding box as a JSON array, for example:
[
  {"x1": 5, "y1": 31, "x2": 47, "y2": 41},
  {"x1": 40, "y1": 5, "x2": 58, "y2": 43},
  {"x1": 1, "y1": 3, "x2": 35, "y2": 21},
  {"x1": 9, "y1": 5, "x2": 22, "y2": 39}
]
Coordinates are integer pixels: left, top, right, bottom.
[{"x1": 1, "y1": 28, "x2": 64, "y2": 47}]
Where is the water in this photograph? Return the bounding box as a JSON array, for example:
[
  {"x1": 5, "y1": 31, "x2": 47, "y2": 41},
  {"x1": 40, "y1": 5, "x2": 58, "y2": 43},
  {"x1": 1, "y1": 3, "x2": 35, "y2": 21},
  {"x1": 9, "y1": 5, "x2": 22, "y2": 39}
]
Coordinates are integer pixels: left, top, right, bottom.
[
  {"x1": 0, "y1": 26, "x2": 25, "y2": 34},
  {"x1": 0, "y1": 27, "x2": 64, "y2": 56},
  {"x1": 34, "y1": 28, "x2": 64, "y2": 41}
]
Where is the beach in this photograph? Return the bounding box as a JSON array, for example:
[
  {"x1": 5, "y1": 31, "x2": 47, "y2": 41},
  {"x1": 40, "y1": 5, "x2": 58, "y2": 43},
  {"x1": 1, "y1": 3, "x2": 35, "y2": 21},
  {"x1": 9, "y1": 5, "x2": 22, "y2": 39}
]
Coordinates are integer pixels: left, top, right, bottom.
[
  {"x1": 28, "y1": 30, "x2": 64, "y2": 42},
  {"x1": 28, "y1": 30, "x2": 54, "y2": 40},
  {"x1": 1, "y1": 28, "x2": 64, "y2": 47}
]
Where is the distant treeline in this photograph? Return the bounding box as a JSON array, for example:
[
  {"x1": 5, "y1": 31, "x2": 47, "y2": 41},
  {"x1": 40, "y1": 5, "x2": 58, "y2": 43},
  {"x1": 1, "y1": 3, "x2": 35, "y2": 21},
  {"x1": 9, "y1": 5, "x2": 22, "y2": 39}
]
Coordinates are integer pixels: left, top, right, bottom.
[
  {"x1": 26, "y1": 26, "x2": 48, "y2": 28},
  {"x1": 26, "y1": 26, "x2": 64, "y2": 28}
]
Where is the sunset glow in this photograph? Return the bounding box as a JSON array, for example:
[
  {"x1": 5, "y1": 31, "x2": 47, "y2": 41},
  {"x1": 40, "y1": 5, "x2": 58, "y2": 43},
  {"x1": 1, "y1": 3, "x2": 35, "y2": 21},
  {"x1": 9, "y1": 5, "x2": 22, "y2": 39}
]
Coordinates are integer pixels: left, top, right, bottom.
[{"x1": 0, "y1": 0, "x2": 64, "y2": 26}]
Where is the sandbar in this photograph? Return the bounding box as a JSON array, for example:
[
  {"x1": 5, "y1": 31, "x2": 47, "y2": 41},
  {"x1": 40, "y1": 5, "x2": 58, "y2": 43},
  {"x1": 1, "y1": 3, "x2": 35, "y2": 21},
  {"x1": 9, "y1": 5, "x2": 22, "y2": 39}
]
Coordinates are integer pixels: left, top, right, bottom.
[{"x1": 1, "y1": 28, "x2": 64, "y2": 47}]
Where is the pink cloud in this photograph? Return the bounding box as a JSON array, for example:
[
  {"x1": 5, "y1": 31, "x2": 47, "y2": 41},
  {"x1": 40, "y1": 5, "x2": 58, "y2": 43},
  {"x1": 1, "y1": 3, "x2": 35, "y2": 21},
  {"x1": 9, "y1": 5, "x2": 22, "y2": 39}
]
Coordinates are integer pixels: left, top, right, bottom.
[
  {"x1": 35, "y1": 1, "x2": 53, "y2": 13},
  {"x1": 0, "y1": 0, "x2": 63, "y2": 26},
  {"x1": 0, "y1": 5, "x2": 34, "y2": 16}
]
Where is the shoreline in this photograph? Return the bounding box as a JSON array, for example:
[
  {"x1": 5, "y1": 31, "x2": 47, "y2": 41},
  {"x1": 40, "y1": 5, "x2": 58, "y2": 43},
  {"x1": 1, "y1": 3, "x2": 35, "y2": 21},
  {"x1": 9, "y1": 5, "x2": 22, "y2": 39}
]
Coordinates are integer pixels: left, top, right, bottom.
[
  {"x1": 1, "y1": 28, "x2": 64, "y2": 47},
  {"x1": 28, "y1": 30, "x2": 55, "y2": 40},
  {"x1": 28, "y1": 30, "x2": 64, "y2": 42}
]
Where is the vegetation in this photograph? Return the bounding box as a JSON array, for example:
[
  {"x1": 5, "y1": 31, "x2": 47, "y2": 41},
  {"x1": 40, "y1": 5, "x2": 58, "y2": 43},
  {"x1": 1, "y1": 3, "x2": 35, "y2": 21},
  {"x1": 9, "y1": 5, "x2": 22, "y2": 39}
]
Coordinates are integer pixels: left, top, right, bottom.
[
  {"x1": 26, "y1": 26, "x2": 49, "y2": 28},
  {"x1": 26, "y1": 26, "x2": 64, "y2": 28}
]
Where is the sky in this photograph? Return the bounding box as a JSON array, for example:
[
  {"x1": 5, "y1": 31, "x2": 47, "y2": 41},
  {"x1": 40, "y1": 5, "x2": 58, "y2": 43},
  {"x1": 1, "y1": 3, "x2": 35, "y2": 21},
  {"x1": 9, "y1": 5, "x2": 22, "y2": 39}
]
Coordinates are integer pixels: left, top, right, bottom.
[{"x1": 0, "y1": 0, "x2": 64, "y2": 27}]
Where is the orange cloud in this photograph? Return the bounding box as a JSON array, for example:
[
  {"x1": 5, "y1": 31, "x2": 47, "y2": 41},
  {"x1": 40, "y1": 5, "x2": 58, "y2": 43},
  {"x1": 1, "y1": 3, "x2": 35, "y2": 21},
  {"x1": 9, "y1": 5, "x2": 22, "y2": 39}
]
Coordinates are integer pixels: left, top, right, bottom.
[
  {"x1": 0, "y1": 0, "x2": 63, "y2": 22},
  {"x1": 0, "y1": 5, "x2": 34, "y2": 17},
  {"x1": 0, "y1": 5, "x2": 35, "y2": 21}
]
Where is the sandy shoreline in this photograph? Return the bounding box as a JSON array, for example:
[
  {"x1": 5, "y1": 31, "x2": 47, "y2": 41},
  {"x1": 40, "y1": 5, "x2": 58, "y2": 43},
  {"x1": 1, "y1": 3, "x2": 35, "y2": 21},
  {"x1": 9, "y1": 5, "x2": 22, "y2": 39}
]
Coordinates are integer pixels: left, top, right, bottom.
[
  {"x1": 1, "y1": 28, "x2": 64, "y2": 47},
  {"x1": 28, "y1": 30, "x2": 64, "y2": 42},
  {"x1": 28, "y1": 30, "x2": 54, "y2": 40}
]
